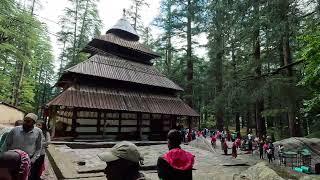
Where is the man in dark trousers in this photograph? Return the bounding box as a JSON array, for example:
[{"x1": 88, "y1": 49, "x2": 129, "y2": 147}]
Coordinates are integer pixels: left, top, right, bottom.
[
  {"x1": 157, "y1": 130, "x2": 195, "y2": 180},
  {"x1": 4, "y1": 113, "x2": 43, "y2": 180}
]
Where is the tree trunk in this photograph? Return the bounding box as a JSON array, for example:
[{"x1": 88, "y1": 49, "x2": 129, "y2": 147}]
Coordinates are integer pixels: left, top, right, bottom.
[
  {"x1": 77, "y1": 0, "x2": 89, "y2": 51},
  {"x1": 30, "y1": 0, "x2": 36, "y2": 15},
  {"x1": 186, "y1": 0, "x2": 193, "y2": 108},
  {"x1": 59, "y1": 41, "x2": 66, "y2": 77},
  {"x1": 214, "y1": 6, "x2": 224, "y2": 131},
  {"x1": 253, "y1": 0, "x2": 266, "y2": 137},
  {"x1": 13, "y1": 61, "x2": 25, "y2": 107},
  {"x1": 282, "y1": 0, "x2": 298, "y2": 137},
  {"x1": 166, "y1": 2, "x2": 172, "y2": 75},
  {"x1": 134, "y1": 2, "x2": 138, "y2": 30},
  {"x1": 72, "y1": 0, "x2": 79, "y2": 65},
  {"x1": 235, "y1": 112, "x2": 240, "y2": 132}
]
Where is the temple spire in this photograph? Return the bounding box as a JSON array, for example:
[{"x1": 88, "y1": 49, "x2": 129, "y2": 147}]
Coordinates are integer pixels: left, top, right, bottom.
[
  {"x1": 106, "y1": 11, "x2": 139, "y2": 41},
  {"x1": 123, "y1": 9, "x2": 126, "y2": 17}
]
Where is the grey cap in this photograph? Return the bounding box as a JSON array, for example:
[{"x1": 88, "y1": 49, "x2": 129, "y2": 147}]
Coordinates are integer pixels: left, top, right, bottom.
[
  {"x1": 98, "y1": 141, "x2": 143, "y2": 164},
  {"x1": 24, "y1": 113, "x2": 38, "y2": 122}
]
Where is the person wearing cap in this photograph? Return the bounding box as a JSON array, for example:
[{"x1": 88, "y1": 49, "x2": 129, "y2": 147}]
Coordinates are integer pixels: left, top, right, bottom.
[
  {"x1": 3, "y1": 113, "x2": 43, "y2": 179},
  {"x1": 98, "y1": 141, "x2": 148, "y2": 180},
  {"x1": 157, "y1": 129, "x2": 195, "y2": 180}
]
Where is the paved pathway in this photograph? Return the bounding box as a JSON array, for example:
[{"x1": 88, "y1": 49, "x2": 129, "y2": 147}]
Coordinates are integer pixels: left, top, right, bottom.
[{"x1": 49, "y1": 137, "x2": 263, "y2": 180}]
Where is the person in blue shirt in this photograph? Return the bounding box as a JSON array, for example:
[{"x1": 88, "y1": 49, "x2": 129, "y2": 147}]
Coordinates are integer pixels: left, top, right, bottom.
[{"x1": 0, "y1": 120, "x2": 23, "y2": 153}]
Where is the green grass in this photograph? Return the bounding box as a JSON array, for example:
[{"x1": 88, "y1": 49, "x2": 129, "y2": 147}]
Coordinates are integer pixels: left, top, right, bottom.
[{"x1": 305, "y1": 131, "x2": 320, "y2": 138}]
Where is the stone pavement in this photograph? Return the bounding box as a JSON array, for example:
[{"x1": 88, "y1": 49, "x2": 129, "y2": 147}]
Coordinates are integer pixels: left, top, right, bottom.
[{"x1": 48, "y1": 140, "x2": 259, "y2": 180}]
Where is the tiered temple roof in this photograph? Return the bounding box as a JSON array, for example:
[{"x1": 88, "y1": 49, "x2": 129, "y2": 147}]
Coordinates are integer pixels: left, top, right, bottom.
[{"x1": 48, "y1": 17, "x2": 198, "y2": 117}]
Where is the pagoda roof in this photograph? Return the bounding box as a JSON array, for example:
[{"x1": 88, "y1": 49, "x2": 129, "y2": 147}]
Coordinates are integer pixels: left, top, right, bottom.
[
  {"x1": 83, "y1": 17, "x2": 160, "y2": 61},
  {"x1": 61, "y1": 54, "x2": 183, "y2": 91},
  {"x1": 47, "y1": 85, "x2": 199, "y2": 117},
  {"x1": 84, "y1": 33, "x2": 160, "y2": 59}
]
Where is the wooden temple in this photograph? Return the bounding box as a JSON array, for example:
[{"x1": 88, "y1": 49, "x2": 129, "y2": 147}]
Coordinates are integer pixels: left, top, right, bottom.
[{"x1": 47, "y1": 17, "x2": 199, "y2": 141}]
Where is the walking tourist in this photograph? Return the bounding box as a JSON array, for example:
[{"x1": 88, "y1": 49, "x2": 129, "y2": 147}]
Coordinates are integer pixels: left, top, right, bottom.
[
  {"x1": 223, "y1": 139, "x2": 228, "y2": 155},
  {"x1": 34, "y1": 120, "x2": 51, "y2": 179},
  {"x1": 267, "y1": 147, "x2": 273, "y2": 163},
  {"x1": 4, "y1": 113, "x2": 43, "y2": 180},
  {"x1": 232, "y1": 142, "x2": 237, "y2": 158},
  {"x1": 98, "y1": 141, "x2": 147, "y2": 180},
  {"x1": 248, "y1": 139, "x2": 253, "y2": 154},
  {"x1": 268, "y1": 141, "x2": 275, "y2": 160},
  {"x1": 278, "y1": 144, "x2": 284, "y2": 165},
  {"x1": 0, "y1": 120, "x2": 23, "y2": 153},
  {"x1": 0, "y1": 149, "x2": 31, "y2": 180},
  {"x1": 157, "y1": 130, "x2": 195, "y2": 180},
  {"x1": 211, "y1": 135, "x2": 216, "y2": 148},
  {"x1": 259, "y1": 140, "x2": 264, "y2": 159}
]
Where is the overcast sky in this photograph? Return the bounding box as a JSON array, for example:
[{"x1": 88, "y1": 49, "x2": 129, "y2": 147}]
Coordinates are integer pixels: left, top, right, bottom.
[{"x1": 34, "y1": 0, "x2": 207, "y2": 71}]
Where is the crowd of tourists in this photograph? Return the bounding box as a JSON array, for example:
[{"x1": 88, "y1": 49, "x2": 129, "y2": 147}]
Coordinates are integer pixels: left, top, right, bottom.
[
  {"x1": 1, "y1": 114, "x2": 288, "y2": 180},
  {"x1": 0, "y1": 113, "x2": 50, "y2": 180}
]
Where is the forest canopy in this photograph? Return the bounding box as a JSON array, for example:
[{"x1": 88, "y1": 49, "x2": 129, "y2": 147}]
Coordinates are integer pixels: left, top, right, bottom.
[{"x1": 0, "y1": 0, "x2": 319, "y2": 139}]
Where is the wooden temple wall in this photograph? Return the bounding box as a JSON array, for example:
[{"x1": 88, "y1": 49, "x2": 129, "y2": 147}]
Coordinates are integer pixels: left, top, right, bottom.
[{"x1": 54, "y1": 108, "x2": 174, "y2": 140}]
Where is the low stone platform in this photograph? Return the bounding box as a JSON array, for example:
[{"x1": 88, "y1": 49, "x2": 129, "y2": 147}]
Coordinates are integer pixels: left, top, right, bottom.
[
  {"x1": 48, "y1": 142, "x2": 257, "y2": 180},
  {"x1": 50, "y1": 140, "x2": 167, "y2": 149}
]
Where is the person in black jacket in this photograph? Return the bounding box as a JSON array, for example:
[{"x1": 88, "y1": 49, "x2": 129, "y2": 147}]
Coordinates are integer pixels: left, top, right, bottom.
[{"x1": 157, "y1": 130, "x2": 195, "y2": 180}]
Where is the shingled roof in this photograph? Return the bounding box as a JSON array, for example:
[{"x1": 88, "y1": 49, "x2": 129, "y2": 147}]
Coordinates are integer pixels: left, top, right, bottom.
[
  {"x1": 47, "y1": 85, "x2": 198, "y2": 117},
  {"x1": 83, "y1": 18, "x2": 160, "y2": 59},
  {"x1": 64, "y1": 54, "x2": 183, "y2": 91},
  {"x1": 49, "y1": 15, "x2": 199, "y2": 118}
]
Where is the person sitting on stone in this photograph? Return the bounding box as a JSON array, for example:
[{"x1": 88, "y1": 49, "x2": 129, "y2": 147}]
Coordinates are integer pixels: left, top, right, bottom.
[
  {"x1": 98, "y1": 141, "x2": 147, "y2": 180},
  {"x1": 157, "y1": 129, "x2": 195, "y2": 180}
]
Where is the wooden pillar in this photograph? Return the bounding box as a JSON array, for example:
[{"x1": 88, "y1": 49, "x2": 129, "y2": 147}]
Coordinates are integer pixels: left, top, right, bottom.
[
  {"x1": 137, "y1": 112, "x2": 142, "y2": 140},
  {"x1": 161, "y1": 114, "x2": 164, "y2": 131},
  {"x1": 118, "y1": 112, "x2": 122, "y2": 133},
  {"x1": 102, "y1": 112, "x2": 108, "y2": 138},
  {"x1": 97, "y1": 110, "x2": 101, "y2": 134},
  {"x1": 150, "y1": 113, "x2": 153, "y2": 139},
  {"x1": 188, "y1": 116, "x2": 192, "y2": 132},
  {"x1": 71, "y1": 108, "x2": 77, "y2": 133},
  {"x1": 172, "y1": 115, "x2": 177, "y2": 129},
  {"x1": 50, "y1": 106, "x2": 57, "y2": 138}
]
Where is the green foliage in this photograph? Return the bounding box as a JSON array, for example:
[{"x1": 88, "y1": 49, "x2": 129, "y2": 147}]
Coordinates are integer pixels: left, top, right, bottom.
[
  {"x1": 152, "y1": 0, "x2": 319, "y2": 137},
  {"x1": 299, "y1": 27, "x2": 320, "y2": 113},
  {"x1": 0, "y1": 0, "x2": 54, "y2": 113},
  {"x1": 57, "y1": 0, "x2": 102, "y2": 70}
]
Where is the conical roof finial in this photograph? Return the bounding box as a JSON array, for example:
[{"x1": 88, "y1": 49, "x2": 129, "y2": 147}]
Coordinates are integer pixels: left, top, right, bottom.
[
  {"x1": 106, "y1": 10, "x2": 139, "y2": 41},
  {"x1": 123, "y1": 9, "x2": 126, "y2": 17}
]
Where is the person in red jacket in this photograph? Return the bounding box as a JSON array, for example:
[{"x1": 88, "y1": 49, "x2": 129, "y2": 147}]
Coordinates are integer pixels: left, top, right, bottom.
[
  {"x1": 157, "y1": 130, "x2": 195, "y2": 180},
  {"x1": 211, "y1": 135, "x2": 217, "y2": 148}
]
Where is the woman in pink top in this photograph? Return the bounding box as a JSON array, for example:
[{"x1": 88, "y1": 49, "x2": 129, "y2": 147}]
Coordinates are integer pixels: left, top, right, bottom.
[{"x1": 0, "y1": 149, "x2": 31, "y2": 180}]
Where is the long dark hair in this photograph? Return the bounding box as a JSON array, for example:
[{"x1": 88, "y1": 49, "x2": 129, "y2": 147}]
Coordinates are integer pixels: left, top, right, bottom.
[{"x1": 36, "y1": 120, "x2": 48, "y2": 138}]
